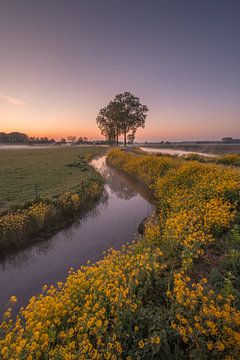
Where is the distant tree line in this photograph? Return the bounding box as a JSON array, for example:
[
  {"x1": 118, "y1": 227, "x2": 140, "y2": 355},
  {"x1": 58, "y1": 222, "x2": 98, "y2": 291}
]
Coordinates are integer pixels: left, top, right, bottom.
[
  {"x1": 96, "y1": 91, "x2": 148, "y2": 146},
  {"x1": 221, "y1": 137, "x2": 240, "y2": 143},
  {"x1": 66, "y1": 136, "x2": 90, "y2": 144},
  {"x1": 0, "y1": 132, "x2": 99, "y2": 145},
  {"x1": 0, "y1": 132, "x2": 56, "y2": 144},
  {"x1": 0, "y1": 132, "x2": 29, "y2": 144}
]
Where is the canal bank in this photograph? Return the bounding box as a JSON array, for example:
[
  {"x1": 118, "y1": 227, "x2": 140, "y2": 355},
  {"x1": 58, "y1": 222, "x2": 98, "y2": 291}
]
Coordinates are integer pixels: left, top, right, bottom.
[{"x1": 0, "y1": 155, "x2": 153, "y2": 316}]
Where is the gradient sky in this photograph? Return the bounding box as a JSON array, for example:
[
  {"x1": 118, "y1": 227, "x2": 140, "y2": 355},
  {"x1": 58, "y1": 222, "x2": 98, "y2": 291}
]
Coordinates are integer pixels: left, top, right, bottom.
[{"x1": 0, "y1": 0, "x2": 240, "y2": 141}]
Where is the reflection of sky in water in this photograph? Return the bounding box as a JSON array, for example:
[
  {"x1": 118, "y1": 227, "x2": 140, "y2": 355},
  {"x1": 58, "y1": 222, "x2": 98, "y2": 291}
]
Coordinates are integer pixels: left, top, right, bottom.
[
  {"x1": 140, "y1": 147, "x2": 215, "y2": 157},
  {"x1": 0, "y1": 156, "x2": 153, "y2": 316}
]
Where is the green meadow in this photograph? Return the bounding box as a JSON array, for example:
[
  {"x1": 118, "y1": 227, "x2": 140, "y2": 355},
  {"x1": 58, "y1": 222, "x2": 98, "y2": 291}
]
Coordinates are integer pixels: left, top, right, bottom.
[{"x1": 0, "y1": 146, "x2": 104, "y2": 214}]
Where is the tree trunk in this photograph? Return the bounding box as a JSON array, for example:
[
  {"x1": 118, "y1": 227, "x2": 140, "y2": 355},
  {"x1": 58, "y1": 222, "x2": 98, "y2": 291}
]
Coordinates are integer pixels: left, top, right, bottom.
[
  {"x1": 124, "y1": 131, "x2": 126, "y2": 147},
  {"x1": 116, "y1": 133, "x2": 118, "y2": 147}
]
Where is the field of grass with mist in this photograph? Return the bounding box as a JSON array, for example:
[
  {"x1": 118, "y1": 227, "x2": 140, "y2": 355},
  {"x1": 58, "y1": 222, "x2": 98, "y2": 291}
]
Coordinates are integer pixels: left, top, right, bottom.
[{"x1": 0, "y1": 146, "x2": 104, "y2": 214}]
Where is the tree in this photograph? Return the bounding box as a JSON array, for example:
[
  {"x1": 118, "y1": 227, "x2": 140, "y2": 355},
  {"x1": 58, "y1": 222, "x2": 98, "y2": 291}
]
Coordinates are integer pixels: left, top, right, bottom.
[
  {"x1": 96, "y1": 92, "x2": 148, "y2": 147},
  {"x1": 96, "y1": 107, "x2": 112, "y2": 144},
  {"x1": 67, "y1": 135, "x2": 76, "y2": 144},
  {"x1": 96, "y1": 103, "x2": 121, "y2": 146},
  {"x1": 0, "y1": 132, "x2": 7, "y2": 143},
  {"x1": 221, "y1": 137, "x2": 233, "y2": 143},
  {"x1": 5, "y1": 132, "x2": 29, "y2": 144},
  {"x1": 113, "y1": 92, "x2": 148, "y2": 147}
]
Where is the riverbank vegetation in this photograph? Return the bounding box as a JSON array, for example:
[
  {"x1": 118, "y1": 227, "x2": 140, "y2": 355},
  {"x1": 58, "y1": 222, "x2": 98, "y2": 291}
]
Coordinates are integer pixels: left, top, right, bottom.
[
  {"x1": 185, "y1": 153, "x2": 240, "y2": 167},
  {"x1": 140, "y1": 147, "x2": 240, "y2": 167},
  {"x1": 1, "y1": 148, "x2": 240, "y2": 359},
  {"x1": 142, "y1": 142, "x2": 240, "y2": 155},
  {"x1": 0, "y1": 147, "x2": 104, "y2": 250}
]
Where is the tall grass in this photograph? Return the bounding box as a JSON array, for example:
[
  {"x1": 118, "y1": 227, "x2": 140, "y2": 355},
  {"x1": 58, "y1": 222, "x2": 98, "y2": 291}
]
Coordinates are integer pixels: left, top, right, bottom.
[{"x1": 0, "y1": 179, "x2": 103, "y2": 251}]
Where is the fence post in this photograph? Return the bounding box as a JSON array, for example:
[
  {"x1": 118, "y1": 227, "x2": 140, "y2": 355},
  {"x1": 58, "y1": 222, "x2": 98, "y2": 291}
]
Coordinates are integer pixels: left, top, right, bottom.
[
  {"x1": 82, "y1": 180, "x2": 85, "y2": 198},
  {"x1": 34, "y1": 184, "x2": 39, "y2": 200}
]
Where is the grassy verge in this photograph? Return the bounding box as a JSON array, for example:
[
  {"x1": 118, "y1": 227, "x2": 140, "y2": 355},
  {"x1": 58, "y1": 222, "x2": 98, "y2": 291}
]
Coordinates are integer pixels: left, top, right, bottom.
[
  {"x1": 0, "y1": 146, "x2": 105, "y2": 250},
  {"x1": 140, "y1": 147, "x2": 240, "y2": 167},
  {"x1": 1, "y1": 148, "x2": 240, "y2": 359},
  {"x1": 183, "y1": 153, "x2": 240, "y2": 167}
]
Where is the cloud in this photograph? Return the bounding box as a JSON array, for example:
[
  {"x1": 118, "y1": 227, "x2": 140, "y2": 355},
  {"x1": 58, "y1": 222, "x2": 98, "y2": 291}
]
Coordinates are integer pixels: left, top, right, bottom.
[{"x1": 0, "y1": 93, "x2": 27, "y2": 106}]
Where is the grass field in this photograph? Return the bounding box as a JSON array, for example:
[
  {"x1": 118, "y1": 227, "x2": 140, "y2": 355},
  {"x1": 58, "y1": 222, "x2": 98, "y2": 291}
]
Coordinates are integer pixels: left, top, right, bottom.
[{"x1": 0, "y1": 146, "x2": 104, "y2": 214}]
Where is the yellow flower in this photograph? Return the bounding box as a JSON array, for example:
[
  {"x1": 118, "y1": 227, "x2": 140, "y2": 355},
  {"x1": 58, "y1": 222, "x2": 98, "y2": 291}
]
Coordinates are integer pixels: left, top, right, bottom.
[
  {"x1": 138, "y1": 340, "x2": 145, "y2": 349},
  {"x1": 216, "y1": 341, "x2": 225, "y2": 352},
  {"x1": 10, "y1": 296, "x2": 17, "y2": 303},
  {"x1": 207, "y1": 341, "x2": 213, "y2": 351}
]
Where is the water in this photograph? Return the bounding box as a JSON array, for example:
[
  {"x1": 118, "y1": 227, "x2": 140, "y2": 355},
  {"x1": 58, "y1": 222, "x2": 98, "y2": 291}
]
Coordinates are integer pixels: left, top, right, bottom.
[
  {"x1": 0, "y1": 156, "x2": 153, "y2": 316},
  {"x1": 140, "y1": 147, "x2": 215, "y2": 157}
]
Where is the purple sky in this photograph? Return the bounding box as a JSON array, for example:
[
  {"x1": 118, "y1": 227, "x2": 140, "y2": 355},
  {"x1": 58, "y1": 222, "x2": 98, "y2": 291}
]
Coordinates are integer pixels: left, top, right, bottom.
[{"x1": 0, "y1": 0, "x2": 240, "y2": 141}]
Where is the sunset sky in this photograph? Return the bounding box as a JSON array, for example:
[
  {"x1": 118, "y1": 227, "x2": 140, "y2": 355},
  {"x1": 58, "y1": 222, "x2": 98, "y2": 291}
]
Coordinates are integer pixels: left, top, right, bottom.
[{"x1": 0, "y1": 0, "x2": 239, "y2": 141}]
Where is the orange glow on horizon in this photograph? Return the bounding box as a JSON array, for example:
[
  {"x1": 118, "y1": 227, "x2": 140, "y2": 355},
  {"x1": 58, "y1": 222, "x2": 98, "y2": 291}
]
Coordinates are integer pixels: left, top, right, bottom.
[
  {"x1": 1, "y1": 124, "x2": 234, "y2": 142},
  {"x1": 0, "y1": 125, "x2": 105, "y2": 141},
  {"x1": 1, "y1": 109, "x2": 239, "y2": 142}
]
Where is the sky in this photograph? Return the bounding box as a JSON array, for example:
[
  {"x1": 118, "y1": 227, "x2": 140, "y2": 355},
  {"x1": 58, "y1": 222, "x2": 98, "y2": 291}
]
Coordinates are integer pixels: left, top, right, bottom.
[{"x1": 0, "y1": 0, "x2": 240, "y2": 141}]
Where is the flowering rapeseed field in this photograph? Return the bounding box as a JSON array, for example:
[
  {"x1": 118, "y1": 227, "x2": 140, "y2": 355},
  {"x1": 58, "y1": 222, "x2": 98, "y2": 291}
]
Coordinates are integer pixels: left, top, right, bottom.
[{"x1": 1, "y1": 149, "x2": 240, "y2": 359}]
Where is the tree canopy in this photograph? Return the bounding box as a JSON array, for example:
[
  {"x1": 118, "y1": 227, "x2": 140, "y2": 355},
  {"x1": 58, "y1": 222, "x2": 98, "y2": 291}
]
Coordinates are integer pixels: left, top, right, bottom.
[{"x1": 96, "y1": 92, "x2": 148, "y2": 146}]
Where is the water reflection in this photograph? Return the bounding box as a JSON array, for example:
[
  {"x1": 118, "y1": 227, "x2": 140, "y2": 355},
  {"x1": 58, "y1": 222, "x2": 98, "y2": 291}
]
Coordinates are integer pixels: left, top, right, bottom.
[
  {"x1": 140, "y1": 147, "x2": 215, "y2": 157},
  {"x1": 102, "y1": 168, "x2": 137, "y2": 200},
  {"x1": 92, "y1": 156, "x2": 153, "y2": 203},
  {"x1": 0, "y1": 155, "x2": 153, "y2": 316},
  {"x1": 0, "y1": 193, "x2": 109, "y2": 272}
]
